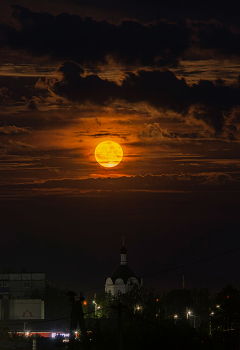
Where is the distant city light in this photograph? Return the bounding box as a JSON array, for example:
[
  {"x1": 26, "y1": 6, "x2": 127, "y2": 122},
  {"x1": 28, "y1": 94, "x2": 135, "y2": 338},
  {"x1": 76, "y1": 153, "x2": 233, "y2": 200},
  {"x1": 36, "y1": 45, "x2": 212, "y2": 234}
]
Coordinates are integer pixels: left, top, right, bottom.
[{"x1": 51, "y1": 333, "x2": 70, "y2": 339}]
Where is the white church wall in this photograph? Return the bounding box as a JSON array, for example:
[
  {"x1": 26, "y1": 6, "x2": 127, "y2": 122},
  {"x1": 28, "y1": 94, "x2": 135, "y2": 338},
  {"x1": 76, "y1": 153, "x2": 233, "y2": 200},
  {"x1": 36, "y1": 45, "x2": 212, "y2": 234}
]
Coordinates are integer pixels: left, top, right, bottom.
[
  {"x1": 105, "y1": 278, "x2": 114, "y2": 294},
  {"x1": 112, "y1": 278, "x2": 126, "y2": 295},
  {"x1": 105, "y1": 278, "x2": 113, "y2": 286},
  {"x1": 105, "y1": 278, "x2": 127, "y2": 295}
]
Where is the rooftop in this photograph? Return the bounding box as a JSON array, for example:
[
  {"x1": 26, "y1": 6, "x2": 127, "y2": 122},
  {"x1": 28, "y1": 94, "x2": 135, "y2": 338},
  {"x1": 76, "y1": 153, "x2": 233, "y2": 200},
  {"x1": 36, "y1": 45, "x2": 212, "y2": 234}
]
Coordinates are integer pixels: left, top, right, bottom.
[{"x1": 111, "y1": 264, "x2": 137, "y2": 284}]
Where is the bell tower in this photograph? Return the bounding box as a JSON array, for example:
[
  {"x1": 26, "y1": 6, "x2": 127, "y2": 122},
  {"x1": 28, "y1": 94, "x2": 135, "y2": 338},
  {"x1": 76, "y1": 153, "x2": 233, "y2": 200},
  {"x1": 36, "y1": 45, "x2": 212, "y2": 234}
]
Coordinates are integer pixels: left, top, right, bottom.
[{"x1": 120, "y1": 236, "x2": 127, "y2": 265}]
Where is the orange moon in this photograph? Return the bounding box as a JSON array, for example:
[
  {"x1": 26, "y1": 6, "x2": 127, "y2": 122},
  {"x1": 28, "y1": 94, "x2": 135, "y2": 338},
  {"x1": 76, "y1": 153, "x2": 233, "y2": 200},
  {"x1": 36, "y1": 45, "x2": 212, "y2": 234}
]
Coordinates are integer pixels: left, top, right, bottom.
[{"x1": 95, "y1": 141, "x2": 123, "y2": 168}]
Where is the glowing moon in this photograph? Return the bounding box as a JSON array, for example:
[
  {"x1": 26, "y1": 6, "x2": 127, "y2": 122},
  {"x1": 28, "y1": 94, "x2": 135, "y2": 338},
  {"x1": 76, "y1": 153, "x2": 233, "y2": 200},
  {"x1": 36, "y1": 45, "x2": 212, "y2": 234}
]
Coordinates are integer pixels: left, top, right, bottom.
[{"x1": 95, "y1": 141, "x2": 123, "y2": 168}]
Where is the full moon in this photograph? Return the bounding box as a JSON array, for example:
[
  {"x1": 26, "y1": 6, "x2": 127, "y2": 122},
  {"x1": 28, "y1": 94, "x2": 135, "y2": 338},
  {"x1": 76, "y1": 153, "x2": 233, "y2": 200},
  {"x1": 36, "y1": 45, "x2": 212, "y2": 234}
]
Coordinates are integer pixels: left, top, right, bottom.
[{"x1": 95, "y1": 141, "x2": 123, "y2": 168}]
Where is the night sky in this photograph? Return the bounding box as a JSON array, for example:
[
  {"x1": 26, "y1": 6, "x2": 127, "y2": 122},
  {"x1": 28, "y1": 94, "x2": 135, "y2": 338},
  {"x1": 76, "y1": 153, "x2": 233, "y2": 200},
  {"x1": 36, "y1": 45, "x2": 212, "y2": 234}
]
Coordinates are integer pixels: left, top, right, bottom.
[{"x1": 1, "y1": 0, "x2": 240, "y2": 295}]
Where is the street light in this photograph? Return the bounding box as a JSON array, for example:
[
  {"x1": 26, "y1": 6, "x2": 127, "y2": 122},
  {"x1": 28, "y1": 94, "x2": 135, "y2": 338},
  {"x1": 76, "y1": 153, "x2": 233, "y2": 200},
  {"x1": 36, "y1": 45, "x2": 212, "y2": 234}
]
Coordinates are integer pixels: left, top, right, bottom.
[
  {"x1": 209, "y1": 310, "x2": 215, "y2": 335},
  {"x1": 187, "y1": 311, "x2": 196, "y2": 328},
  {"x1": 93, "y1": 301, "x2": 100, "y2": 317}
]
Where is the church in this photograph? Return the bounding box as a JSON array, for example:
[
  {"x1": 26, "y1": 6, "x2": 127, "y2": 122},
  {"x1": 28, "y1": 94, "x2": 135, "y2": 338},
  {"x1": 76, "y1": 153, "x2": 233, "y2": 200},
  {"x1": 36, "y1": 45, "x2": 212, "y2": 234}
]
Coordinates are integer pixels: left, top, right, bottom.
[{"x1": 105, "y1": 241, "x2": 141, "y2": 295}]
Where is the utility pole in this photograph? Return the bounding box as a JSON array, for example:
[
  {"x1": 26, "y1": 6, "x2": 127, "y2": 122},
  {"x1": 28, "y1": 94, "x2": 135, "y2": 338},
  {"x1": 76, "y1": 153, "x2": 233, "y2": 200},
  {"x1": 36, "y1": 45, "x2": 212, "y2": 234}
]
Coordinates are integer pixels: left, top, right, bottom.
[
  {"x1": 68, "y1": 291, "x2": 89, "y2": 350},
  {"x1": 93, "y1": 293, "x2": 98, "y2": 317},
  {"x1": 118, "y1": 301, "x2": 123, "y2": 350},
  {"x1": 32, "y1": 336, "x2": 37, "y2": 350},
  {"x1": 23, "y1": 322, "x2": 27, "y2": 336}
]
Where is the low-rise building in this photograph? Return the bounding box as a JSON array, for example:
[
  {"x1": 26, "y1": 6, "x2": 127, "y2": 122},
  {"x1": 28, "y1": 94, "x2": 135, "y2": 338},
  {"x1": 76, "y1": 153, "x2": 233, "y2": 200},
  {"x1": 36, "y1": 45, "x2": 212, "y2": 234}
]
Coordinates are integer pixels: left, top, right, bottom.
[
  {"x1": 0, "y1": 271, "x2": 45, "y2": 321},
  {"x1": 0, "y1": 272, "x2": 45, "y2": 299}
]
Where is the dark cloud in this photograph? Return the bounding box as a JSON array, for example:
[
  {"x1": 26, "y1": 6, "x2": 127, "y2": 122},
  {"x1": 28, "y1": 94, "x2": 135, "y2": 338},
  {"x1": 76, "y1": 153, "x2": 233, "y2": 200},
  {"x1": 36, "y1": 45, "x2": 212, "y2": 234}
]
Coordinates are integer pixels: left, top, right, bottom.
[
  {"x1": 48, "y1": 62, "x2": 240, "y2": 132},
  {"x1": 2, "y1": 5, "x2": 240, "y2": 69},
  {"x1": 0, "y1": 125, "x2": 29, "y2": 135},
  {"x1": 27, "y1": 96, "x2": 39, "y2": 110},
  {"x1": 8, "y1": 139, "x2": 35, "y2": 150},
  {"x1": 58, "y1": 61, "x2": 85, "y2": 79},
  {"x1": 1, "y1": 5, "x2": 191, "y2": 67},
  {"x1": 0, "y1": 87, "x2": 12, "y2": 103},
  {"x1": 194, "y1": 21, "x2": 240, "y2": 57},
  {"x1": 1, "y1": 173, "x2": 239, "y2": 195},
  {"x1": 69, "y1": 0, "x2": 240, "y2": 26},
  {"x1": 0, "y1": 76, "x2": 45, "y2": 105},
  {"x1": 137, "y1": 123, "x2": 205, "y2": 141},
  {"x1": 0, "y1": 109, "x2": 80, "y2": 131},
  {"x1": 189, "y1": 106, "x2": 225, "y2": 132},
  {"x1": 53, "y1": 62, "x2": 118, "y2": 104},
  {"x1": 95, "y1": 117, "x2": 101, "y2": 125},
  {"x1": 91, "y1": 133, "x2": 124, "y2": 138}
]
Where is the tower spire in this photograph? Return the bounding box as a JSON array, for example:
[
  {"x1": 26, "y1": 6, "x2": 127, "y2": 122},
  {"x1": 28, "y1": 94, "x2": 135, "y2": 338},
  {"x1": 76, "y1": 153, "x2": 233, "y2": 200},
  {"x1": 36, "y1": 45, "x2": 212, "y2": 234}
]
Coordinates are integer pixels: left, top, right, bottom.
[{"x1": 120, "y1": 237, "x2": 127, "y2": 265}]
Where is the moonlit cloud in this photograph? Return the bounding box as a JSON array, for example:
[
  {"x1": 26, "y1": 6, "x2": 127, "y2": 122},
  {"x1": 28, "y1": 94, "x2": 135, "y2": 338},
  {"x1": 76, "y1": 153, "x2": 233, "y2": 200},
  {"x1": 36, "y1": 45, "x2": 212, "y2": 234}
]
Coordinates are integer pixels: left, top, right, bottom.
[
  {"x1": 42, "y1": 62, "x2": 240, "y2": 134},
  {"x1": 0, "y1": 125, "x2": 29, "y2": 135}
]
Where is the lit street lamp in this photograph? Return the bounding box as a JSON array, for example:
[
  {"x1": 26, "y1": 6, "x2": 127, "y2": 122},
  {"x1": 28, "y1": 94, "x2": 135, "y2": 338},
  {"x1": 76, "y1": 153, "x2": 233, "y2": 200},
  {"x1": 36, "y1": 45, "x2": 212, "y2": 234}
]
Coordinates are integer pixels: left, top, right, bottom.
[
  {"x1": 93, "y1": 300, "x2": 100, "y2": 317},
  {"x1": 187, "y1": 310, "x2": 196, "y2": 328}
]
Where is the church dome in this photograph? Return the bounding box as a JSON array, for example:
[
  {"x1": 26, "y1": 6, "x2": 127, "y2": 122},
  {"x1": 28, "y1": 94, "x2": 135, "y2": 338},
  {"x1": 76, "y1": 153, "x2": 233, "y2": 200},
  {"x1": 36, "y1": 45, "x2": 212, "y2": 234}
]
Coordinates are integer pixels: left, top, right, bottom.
[
  {"x1": 120, "y1": 245, "x2": 127, "y2": 254},
  {"x1": 111, "y1": 264, "x2": 137, "y2": 284}
]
